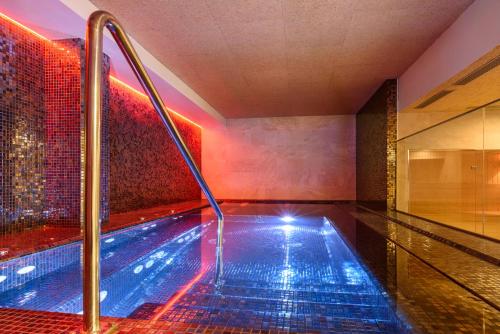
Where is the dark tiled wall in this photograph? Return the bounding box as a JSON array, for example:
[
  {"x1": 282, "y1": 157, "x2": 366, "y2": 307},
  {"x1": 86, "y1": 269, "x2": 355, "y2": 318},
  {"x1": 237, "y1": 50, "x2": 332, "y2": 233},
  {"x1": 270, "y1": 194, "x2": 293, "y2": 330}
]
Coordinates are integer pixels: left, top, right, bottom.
[
  {"x1": 109, "y1": 81, "x2": 201, "y2": 213},
  {"x1": 356, "y1": 80, "x2": 397, "y2": 209}
]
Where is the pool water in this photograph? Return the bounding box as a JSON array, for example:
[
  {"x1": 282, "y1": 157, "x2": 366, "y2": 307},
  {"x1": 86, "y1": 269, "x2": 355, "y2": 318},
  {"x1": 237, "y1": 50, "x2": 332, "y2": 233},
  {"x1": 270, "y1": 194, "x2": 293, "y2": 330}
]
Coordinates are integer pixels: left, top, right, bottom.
[{"x1": 0, "y1": 212, "x2": 409, "y2": 333}]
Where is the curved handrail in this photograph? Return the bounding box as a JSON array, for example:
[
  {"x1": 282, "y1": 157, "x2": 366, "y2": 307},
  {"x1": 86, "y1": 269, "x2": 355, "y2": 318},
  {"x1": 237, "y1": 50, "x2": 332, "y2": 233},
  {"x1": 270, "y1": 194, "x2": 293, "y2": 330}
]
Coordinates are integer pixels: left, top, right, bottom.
[{"x1": 84, "y1": 10, "x2": 224, "y2": 333}]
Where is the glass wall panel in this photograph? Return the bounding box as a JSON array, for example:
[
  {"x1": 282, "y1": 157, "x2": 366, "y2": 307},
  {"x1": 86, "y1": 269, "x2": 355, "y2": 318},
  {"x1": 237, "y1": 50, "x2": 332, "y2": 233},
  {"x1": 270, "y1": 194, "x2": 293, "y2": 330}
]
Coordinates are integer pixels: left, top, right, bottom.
[
  {"x1": 397, "y1": 100, "x2": 500, "y2": 240},
  {"x1": 483, "y1": 100, "x2": 500, "y2": 238}
]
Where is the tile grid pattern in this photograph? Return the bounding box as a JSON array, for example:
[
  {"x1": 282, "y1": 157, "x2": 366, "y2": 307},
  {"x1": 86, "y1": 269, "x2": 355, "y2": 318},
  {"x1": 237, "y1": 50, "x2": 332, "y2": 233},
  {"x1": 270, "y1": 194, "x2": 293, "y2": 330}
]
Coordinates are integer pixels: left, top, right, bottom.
[
  {"x1": 356, "y1": 79, "x2": 397, "y2": 207},
  {"x1": 0, "y1": 16, "x2": 46, "y2": 233},
  {"x1": 0, "y1": 15, "x2": 201, "y2": 233},
  {"x1": 109, "y1": 81, "x2": 202, "y2": 213},
  {"x1": 337, "y1": 204, "x2": 500, "y2": 310},
  {"x1": 385, "y1": 82, "x2": 397, "y2": 210},
  {"x1": 0, "y1": 203, "x2": 499, "y2": 333},
  {"x1": 360, "y1": 205, "x2": 500, "y2": 265},
  {"x1": 45, "y1": 38, "x2": 111, "y2": 226}
]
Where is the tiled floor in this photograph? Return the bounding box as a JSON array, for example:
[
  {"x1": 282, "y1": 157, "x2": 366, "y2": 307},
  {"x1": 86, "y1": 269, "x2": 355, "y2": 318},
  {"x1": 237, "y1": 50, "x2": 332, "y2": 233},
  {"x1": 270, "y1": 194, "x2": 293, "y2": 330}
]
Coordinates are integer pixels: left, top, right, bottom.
[
  {"x1": 336, "y1": 204, "x2": 500, "y2": 310},
  {"x1": 0, "y1": 308, "x2": 246, "y2": 334},
  {"x1": 0, "y1": 202, "x2": 499, "y2": 333},
  {"x1": 359, "y1": 204, "x2": 500, "y2": 264},
  {"x1": 0, "y1": 200, "x2": 213, "y2": 262}
]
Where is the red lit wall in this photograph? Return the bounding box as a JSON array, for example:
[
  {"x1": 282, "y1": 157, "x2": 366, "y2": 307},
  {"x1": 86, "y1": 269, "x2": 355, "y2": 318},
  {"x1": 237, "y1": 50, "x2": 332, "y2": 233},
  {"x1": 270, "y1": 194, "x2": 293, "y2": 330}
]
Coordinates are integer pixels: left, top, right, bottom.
[
  {"x1": 0, "y1": 15, "x2": 46, "y2": 232},
  {"x1": 109, "y1": 80, "x2": 202, "y2": 213},
  {"x1": 45, "y1": 40, "x2": 86, "y2": 225},
  {"x1": 0, "y1": 14, "x2": 201, "y2": 234}
]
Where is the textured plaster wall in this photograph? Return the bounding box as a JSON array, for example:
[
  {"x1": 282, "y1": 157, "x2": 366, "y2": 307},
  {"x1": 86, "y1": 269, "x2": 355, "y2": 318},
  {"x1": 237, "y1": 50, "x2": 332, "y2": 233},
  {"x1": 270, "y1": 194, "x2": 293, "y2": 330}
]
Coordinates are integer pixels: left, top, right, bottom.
[
  {"x1": 356, "y1": 80, "x2": 397, "y2": 208},
  {"x1": 202, "y1": 115, "x2": 356, "y2": 200}
]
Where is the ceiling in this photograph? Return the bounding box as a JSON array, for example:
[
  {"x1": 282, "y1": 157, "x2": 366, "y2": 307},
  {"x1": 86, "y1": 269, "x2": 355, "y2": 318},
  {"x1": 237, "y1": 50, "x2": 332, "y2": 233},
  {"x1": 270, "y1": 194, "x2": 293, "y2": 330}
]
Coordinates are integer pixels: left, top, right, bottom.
[{"x1": 90, "y1": 0, "x2": 473, "y2": 118}]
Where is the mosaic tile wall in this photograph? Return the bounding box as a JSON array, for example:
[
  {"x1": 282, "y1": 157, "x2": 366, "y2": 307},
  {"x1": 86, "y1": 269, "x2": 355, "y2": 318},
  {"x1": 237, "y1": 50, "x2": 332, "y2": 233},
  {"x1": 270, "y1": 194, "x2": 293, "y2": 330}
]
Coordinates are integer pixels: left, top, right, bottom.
[
  {"x1": 0, "y1": 12, "x2": 201, "y2": 234},
  {"x1": 386, "y1": 83, "x2": 397, "y2": 210},
  {"x1": 45, "y1": 38, "x2": 110, "y2": 225},
  {"x1": 109, "y1": 81, "x2": 202, "y2": 213},
  {"x1": 44, "y1": 40, "x2": 82, "y2": 225},
  {"x1": 0, "y1": 17, "x2": 111, "y2": 232},
  {"x1": 0, "y1": 17, "x2": 46, "y2": 232},
  {"x1": 356, "y1": 79, "x2": 397, "y2": 209}
]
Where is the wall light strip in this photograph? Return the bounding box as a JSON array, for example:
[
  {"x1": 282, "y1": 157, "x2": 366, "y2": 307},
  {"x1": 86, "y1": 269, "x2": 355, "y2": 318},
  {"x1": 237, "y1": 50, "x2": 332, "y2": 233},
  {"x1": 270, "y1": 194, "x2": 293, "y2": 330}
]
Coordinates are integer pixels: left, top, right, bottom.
[
  {"x1": 109, "y1": 75, "x2": 201, "y2": 128},
  {"x1": 0, "y1": 12, "x2": 48, "y2": 41},
  {"x1": 0, "y1": 11, "x2": 201, "y2": 129}
]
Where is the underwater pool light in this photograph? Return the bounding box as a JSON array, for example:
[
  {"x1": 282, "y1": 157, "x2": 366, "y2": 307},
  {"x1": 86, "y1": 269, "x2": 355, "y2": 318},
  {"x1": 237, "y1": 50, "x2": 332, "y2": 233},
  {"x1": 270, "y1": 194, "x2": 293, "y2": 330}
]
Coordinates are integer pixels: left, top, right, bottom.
[
  {"x1": 104, "y1": 237, "x2": 115, "y2": 243},
  {"x1": 100, "y1": 290, "x2": 108, "y2": 302},
  {"x1": 17, "y1": 266, "x2": 35, "y2": 275},
  {"x1": 133, "y1": 265, "x2": 144, "y2": 274},
  {"x1": 280, "y1": 215, "x2": 296, "y2": 223}
]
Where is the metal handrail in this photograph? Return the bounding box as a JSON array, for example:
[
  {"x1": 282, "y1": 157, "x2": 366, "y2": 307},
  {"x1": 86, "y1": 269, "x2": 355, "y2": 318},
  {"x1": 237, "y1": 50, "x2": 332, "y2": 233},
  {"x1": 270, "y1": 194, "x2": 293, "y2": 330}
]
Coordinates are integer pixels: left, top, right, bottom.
[{"x1": 84, "y1": 10, "x2": 224, "y2": 333}]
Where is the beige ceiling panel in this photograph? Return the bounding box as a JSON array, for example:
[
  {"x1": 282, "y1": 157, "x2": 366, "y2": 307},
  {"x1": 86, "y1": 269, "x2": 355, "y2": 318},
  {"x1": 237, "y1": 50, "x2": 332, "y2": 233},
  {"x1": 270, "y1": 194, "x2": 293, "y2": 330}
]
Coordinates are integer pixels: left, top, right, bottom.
[{"x1": 91, "y1": 0, "x2": 474, "y2": 118}]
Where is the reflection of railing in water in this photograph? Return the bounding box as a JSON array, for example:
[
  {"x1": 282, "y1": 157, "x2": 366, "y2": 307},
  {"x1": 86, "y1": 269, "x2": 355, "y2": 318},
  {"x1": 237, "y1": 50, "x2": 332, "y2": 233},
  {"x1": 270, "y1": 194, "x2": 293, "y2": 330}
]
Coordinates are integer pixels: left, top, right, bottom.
[{"x1": 84, "y1": 10, "x2": 224, "y2": 333}]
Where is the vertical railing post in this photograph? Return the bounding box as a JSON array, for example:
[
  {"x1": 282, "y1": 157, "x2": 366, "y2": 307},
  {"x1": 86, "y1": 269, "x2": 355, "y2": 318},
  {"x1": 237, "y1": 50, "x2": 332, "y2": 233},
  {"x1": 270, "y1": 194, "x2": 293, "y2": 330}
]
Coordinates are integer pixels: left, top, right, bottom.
[
  {"x1": 83, "y1": 11, "x2": 225, "y2": 331},
  {"x1": 83, "y1": 12, "x2": 104, "y2": 334}
]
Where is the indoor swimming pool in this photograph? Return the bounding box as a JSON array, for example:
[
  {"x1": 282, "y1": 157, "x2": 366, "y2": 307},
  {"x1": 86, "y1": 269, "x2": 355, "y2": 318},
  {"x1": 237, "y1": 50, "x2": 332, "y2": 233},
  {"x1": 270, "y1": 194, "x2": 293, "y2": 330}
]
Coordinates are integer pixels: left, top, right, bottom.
[{"x1": 0, "y1": 209, "x2": 410, "y2": 333}]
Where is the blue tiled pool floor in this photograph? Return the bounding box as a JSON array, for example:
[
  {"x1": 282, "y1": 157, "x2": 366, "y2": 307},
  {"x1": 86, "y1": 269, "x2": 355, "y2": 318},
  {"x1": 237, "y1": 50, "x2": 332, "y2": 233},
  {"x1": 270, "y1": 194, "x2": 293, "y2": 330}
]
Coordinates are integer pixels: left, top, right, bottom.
[
  {"x1": 127, "y1": 215, "x2": 408, "y2": 333},
  {"x1": 0, "y1": 213, "x2": 409, "y2": 333}
]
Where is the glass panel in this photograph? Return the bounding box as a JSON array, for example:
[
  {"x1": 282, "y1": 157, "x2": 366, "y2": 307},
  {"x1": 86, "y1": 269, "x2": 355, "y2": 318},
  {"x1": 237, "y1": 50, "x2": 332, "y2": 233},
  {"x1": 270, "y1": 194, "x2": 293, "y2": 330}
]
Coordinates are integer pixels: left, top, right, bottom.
[
  {"x1": 483, "y1": 100, "x2": 500, "y2": 239},
  {"x1": 396, "y1": 106, "x2": 487, "y2": 236}
]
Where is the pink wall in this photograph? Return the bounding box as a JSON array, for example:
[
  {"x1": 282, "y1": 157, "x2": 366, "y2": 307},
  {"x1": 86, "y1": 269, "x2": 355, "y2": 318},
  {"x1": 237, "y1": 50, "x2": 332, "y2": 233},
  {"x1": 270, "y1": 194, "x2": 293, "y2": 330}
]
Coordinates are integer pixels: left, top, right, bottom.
[
  {"x1": 398, "y1": 0, "x2": 500, "y2": 110},
  {"x1": 202, "y1": 115, "x2": 356, "y2": 200}
]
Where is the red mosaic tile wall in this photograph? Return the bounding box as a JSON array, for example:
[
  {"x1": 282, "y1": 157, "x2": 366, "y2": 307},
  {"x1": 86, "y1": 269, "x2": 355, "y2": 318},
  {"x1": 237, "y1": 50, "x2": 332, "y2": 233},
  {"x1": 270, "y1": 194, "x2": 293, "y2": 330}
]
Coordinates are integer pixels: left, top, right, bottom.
[
  {"x1": 0, "y1": 17, "x2": 111, "y2": 232},
  {"x1": 44, "y1": 38, "x2": 110, "y2": 226},
  {"x1": 0, "y1": 14, "x2": 201, "y2": 233},
  {"x1": 109, "y1": 81, "x2": 202, "y2": 213},
  {"x1": 0, "y1": 17, "x2": 46, "y2": 232},
  {"x1": 44, "y1": 41, "x2": 83, "y2": 225}
]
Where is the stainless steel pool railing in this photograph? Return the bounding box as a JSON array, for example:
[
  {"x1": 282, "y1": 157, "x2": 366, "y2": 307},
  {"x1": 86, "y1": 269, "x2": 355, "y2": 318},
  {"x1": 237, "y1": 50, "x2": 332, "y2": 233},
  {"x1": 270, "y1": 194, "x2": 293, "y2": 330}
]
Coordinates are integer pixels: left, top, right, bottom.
[{"x1": 84, "y1": 10, "x2": 224, "y2": 333}]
